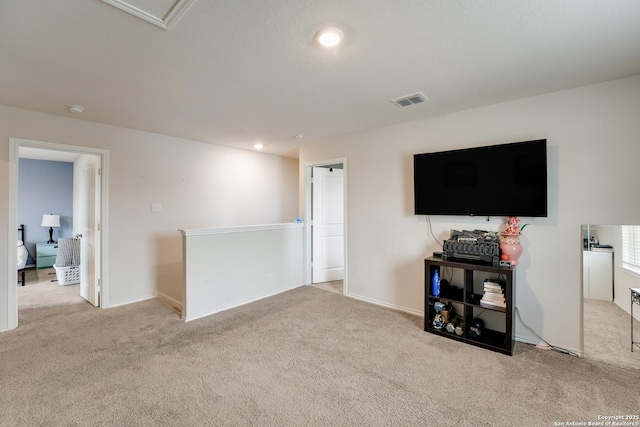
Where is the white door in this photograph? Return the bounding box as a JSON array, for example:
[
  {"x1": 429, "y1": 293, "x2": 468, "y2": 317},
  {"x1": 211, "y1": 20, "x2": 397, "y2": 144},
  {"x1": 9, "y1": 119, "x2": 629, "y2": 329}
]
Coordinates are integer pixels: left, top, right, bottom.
[
  {"x1": 78, "y1": 155, "x2": 101, "y2": 306},
  {"x1": 312, "y1": 167, "x2": 344, "y2": 283}
]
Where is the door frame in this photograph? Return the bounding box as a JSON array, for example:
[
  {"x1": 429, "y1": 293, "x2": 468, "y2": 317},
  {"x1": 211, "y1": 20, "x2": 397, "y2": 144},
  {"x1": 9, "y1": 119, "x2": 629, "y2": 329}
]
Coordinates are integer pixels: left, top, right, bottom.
[
  {"x1": 7, "y1": 138, "x2": 109, "y2": 330},
  {"x1": 304, "y1": 158, "x2": 347, "y2": 294}
]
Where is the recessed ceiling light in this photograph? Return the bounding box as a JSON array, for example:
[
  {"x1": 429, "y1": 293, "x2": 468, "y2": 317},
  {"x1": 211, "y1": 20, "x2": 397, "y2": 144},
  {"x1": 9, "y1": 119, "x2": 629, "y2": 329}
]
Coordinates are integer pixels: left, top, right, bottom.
[
  {"x1": 314, "y1": 27, "x2": 344, "y2": 48},
  {"x1": 254, "y1": 143, "x2": 264, "y2": 150},
  {"x1": 67, "y1": 105, "x2": 84, "y2": 114},
  {"x1": 294, "y1": 133, "x2": 305, "y2": 139}
]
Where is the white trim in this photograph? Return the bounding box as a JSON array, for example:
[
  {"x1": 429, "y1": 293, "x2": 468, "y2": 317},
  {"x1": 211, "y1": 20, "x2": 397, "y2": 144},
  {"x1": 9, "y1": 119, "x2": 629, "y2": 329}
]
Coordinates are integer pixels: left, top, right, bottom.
[
  {"x1": 513, "y1": 335, "x2": 584, "y2": 357},
  {"x1": 513, "y1": 335, "x2": 540, "y2": 347},
  {"x1": 347, "y1": 293, "x2": 423, "y2": 317},
  {"x1": 6, "y1": 142, "x2": 19, "y2": 330},
  {"x1": 347, "y1": 292, "x2": 586, "y2": 356},
  {"x1": 179, "y1": 222, "x2": 302, "y2": 237},
  {"x1": 157, "y1": 292, "x2": 183, "y2": 314},
  {"x1": 106, "y1": 295, "x2": 155, "y2": 309},
  {"x1": 101, "y1": 0, "x2": 194, "y2": 30},
  {"x1": 7, "y1": 138, "x2": 110, "y2": 325},
  {"x1": 621, "y1": 264, "x2": 640, "y2": 278},
  {"x1": 303, "y1": 158, "x2": 348, "y2": 295}
]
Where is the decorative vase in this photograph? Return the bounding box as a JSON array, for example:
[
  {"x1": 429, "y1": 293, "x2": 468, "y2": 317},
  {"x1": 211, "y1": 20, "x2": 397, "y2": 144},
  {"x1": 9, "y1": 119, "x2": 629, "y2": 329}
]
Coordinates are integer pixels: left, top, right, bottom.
[{"x1": 500, "y1": 234, "x2": 523, "y2": 266}]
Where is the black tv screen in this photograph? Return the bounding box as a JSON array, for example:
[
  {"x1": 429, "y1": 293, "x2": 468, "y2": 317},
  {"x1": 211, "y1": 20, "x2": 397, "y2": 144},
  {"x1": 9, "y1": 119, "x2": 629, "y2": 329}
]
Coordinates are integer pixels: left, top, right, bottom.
[{"x1": 413, "y1": 139, "x2": 547, "y2": 217}]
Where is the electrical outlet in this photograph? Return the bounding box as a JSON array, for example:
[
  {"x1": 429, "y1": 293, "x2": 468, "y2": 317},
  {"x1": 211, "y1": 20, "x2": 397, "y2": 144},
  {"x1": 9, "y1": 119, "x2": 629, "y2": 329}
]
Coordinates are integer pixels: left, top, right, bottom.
[
  {"x1": 267, "y1": 273, "x2": 273, "y2": 282},
  {"x1": 151, "y1": 203, "x2": 162, "y2": 213}
]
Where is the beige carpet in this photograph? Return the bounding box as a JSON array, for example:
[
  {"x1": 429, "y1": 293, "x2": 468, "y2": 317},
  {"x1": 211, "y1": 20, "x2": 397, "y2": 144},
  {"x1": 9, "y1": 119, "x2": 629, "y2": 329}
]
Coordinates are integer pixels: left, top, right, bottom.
[
  {"x1": 584, "y1": 298, "x2": 640, "y2": 370},
  {"x1": 21, "y1": 267, "x2": 56, "y2": 286},
  {"x1": 2, "y1": 283, "x2": 639, "y2": 426},
  {"x1": 310, "y1": 280, "x2": 343, "y2": 295}
]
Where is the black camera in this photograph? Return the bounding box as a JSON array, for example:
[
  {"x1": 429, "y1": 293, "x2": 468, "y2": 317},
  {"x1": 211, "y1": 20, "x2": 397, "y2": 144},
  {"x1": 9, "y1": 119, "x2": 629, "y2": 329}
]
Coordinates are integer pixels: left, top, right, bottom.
[{"x1": 468, "y1": 318, "x2": 484, "y2": 339}]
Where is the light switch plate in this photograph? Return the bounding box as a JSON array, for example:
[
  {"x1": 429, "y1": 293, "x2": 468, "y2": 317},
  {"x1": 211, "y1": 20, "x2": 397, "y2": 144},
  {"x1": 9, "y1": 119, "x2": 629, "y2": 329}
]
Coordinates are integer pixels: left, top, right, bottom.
[{"x1": 151, "y1": 203, "x2": 162, "y2": 213}]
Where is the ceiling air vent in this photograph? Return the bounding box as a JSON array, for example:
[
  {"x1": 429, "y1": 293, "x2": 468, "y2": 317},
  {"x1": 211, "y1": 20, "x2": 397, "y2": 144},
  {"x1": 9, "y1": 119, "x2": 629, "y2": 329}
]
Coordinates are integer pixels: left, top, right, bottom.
[{"x1": 390, "y1": 92, "x2": 429, "y2": 108}]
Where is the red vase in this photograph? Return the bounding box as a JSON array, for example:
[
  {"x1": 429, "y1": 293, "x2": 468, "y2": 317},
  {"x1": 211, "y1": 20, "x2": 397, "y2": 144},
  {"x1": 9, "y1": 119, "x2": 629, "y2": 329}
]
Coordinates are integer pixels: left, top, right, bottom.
[{"x1": 500, "y1": 234, "x2": 523, "y2": 266}]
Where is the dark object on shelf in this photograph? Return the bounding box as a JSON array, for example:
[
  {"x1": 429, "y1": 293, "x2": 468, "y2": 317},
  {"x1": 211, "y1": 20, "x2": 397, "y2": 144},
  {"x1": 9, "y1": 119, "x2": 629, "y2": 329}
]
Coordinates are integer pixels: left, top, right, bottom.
[
  {"x1": 449, "y1": 229, "x2": 498, "y2": 243},
  {"x1": 424, "y1": 257, "x2": 515, "y2": 356},
  {"x1": 439, "y1": 279, "x2": 463, "y2": 301},
  {"x1": 468, "y1": 318, "x2": 485, "y2": 339},
  {"x1": 434, "y1": 302, "x2": 447, "y2": 313},
  {"x1": 442, "y1": 230, "x2": 500, "y2": 267},
  {"x1": 433, "y1": 301, "x2": 455, "y2": 330},
  {"x1": 446, "y1": 316, "x2": 463, "y2": 334},
  {"x1": 441, "y1": 302, "x2": 454, "y2": 324},
  {"x1": 433, "y1": 313, "x2": 446, "y2": 330}
]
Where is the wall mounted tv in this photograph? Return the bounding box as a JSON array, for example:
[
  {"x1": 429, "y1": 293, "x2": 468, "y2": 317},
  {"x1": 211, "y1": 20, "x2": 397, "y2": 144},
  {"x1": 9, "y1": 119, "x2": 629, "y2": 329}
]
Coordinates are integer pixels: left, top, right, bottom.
[{"x1": 413, "y1": 139, "x2": 547, "y2": 217}]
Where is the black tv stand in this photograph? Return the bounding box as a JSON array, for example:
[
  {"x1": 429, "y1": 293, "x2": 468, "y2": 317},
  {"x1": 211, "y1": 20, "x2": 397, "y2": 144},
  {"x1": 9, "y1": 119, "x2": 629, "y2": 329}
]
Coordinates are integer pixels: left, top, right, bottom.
[{"x1": 424, "y1": 257, "x2": 515, "y2": 355}]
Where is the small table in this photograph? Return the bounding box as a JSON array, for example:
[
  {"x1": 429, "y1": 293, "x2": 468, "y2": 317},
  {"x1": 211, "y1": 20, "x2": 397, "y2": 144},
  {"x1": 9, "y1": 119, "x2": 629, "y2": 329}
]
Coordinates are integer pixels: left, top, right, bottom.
[
  {"x1": 632, "y1": 288, "x2": 640, "y2": 352},
  {"x1": 36, "y1": 242, "x2": 58, "y2": 269}
]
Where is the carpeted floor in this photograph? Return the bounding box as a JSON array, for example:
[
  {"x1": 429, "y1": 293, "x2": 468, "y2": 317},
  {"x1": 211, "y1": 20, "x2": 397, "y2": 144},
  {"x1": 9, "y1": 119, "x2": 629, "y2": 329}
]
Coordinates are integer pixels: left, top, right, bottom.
[
  {"x1": 310, "y1": 280, "x2": 343, "y2": 295},
  {"x1": 3, "y1": 282, "x2": 639, "y2": 426},
  {"x1": 584, "y1": 298, "x2": 640, "y2": 370},
  {"x1": 20, "y1": 267, "x2": 56, "y2": 287}
]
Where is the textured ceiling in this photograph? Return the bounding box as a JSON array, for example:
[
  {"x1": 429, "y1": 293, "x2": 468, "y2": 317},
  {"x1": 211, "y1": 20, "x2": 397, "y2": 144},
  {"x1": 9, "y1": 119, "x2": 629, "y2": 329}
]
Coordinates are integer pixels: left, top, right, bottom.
[{"x1": 1, "y1": 0, "x2": 640, "y2": 158}]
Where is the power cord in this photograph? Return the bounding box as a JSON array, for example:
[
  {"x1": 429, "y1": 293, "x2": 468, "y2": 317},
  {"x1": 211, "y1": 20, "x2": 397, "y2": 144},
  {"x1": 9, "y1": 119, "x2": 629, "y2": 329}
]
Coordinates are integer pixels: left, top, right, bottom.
[
  {"x1": 515, "y1": 307, "x2": 579, "y2": 357},
  {"x1": 427, "y1": 215, "x2": 443, "y2": 248}
]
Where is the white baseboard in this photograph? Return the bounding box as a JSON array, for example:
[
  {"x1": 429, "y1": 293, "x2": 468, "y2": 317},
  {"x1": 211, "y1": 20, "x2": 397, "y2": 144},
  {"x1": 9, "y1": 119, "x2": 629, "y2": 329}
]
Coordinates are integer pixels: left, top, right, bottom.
[
  {"x1": 614, "y1": 298, "x2": 640, "y2": 322},
  {"x1": 346, "y1": 292, "x2": 423, "y2": 317},
  {"x1": 347, "y1": 293, "x2": 584, "y2": 356},
  {"x1": 157, "y1": 292, "x2": 183, "y2": 315},
  {"x1": 514, "y1": 334, "x2": 583, "y2": 357},
  {"x1": 104, "y1": 295, "x2": 155, "y2": 309}
]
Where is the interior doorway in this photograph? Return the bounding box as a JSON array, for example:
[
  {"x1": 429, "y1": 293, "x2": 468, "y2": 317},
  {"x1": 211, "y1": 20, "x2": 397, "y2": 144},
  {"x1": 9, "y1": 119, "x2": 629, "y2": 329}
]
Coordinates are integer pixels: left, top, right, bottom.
[
  {"x1": 7, "y1": 138, "x2": 109, "y2": 330},
  {"x1": 304, "y1": 159, "x2": 347, "y2": 295}
]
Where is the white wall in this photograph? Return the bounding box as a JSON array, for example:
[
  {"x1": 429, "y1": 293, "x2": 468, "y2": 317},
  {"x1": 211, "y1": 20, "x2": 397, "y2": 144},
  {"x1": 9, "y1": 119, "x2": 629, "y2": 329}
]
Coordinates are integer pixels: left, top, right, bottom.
[
  {"x1": 0, "y1": 105, "x2": 298, "y2": 331},
  {"x1": 181, "y1": 223, "x2": 303, "y2": 321},
  {"x1": 617, "y1": 269, "x2": 640, "y2": 322},
  {"x1": 299, "y1": 75, "x2": 640, "y2": 353}
]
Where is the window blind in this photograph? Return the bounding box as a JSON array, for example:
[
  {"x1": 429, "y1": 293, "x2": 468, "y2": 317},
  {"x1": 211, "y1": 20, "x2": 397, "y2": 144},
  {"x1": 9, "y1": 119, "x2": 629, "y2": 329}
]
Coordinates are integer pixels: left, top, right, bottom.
[{"x1": 622, "y1": 225, "x2": 640, "y2": 268}]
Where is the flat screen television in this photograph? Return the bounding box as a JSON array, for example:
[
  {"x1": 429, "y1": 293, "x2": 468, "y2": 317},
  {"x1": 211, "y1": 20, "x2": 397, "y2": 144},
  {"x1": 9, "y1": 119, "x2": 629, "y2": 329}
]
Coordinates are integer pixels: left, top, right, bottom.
[{"x1": 413, "y1": 139, "x2": 547, "y2": 217}]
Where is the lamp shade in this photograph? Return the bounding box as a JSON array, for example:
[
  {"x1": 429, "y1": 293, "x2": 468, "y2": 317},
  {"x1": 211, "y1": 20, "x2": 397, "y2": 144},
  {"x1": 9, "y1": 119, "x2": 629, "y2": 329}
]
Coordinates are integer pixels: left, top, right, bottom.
[{"x1": 41, "y1": 214, "x2": 61, "y2": 228}]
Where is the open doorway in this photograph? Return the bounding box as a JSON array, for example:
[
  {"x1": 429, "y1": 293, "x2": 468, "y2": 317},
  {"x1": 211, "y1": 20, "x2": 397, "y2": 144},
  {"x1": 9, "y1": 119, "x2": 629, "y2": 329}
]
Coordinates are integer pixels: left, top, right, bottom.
[
  {"x1": 7, "y1": 138, "x2": 109, "y2": 330},
  {"x1": 304, "y1": 159, "x2": 347, "y2": 296}
]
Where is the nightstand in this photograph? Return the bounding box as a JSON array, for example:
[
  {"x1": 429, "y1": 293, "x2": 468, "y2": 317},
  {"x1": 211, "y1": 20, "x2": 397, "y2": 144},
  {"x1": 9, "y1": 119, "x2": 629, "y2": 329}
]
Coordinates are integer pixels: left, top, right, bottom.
[{"x1": 36, "y1": 242, "x2": 58, "y2": 269}]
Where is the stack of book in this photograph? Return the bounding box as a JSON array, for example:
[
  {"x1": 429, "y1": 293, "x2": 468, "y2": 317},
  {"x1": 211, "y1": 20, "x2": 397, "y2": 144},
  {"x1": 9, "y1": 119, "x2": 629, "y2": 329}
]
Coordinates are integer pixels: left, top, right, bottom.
[{"x1": 480, "y1": 280, "x2": 506, "y2": 308}]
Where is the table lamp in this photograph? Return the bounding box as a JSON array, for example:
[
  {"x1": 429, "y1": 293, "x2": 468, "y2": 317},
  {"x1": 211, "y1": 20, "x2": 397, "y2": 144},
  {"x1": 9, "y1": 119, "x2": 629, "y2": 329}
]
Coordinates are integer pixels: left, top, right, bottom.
[{"x1": 41, "y1": 214, "x2": 60, "y2": 244}]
